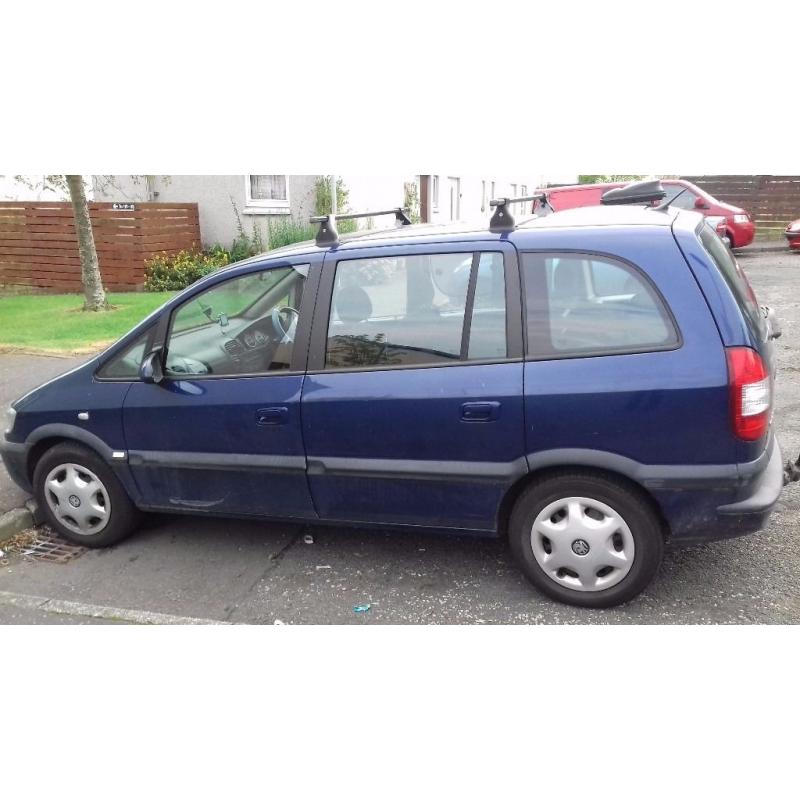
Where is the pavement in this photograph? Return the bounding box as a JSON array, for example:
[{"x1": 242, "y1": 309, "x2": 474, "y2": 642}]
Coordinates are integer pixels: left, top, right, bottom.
[{"x1": 1, "y1": 247, "x2": 799, "y2": 624}]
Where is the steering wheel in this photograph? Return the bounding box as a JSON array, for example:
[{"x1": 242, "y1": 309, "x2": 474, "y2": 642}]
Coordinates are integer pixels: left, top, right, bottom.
[{"x1": 271, "y1": 306, "x2": 300, "y2": 343}]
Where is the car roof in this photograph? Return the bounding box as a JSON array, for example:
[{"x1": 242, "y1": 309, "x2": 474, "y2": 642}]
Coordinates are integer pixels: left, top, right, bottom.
[{"x1": 518, "y1": 205, "x2": 679, "y2": 229}]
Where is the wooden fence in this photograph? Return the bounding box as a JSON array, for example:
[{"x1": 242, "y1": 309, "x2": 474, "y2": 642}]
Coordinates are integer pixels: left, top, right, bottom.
[
  {"x1": 0, "y1": 202, "x2": 201, "y2": 293},
  {"x1": 682, "y1": 175, "x2": 800, "y2": 238}
]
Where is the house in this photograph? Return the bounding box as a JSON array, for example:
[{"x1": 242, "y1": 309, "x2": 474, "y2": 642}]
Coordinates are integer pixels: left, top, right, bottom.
[
  {"x1": 92, "y1": 175, "x2": 319, "y2": 249},
  {"x1": 93, "y1": 173, "x2": 576, "y2": 249}
]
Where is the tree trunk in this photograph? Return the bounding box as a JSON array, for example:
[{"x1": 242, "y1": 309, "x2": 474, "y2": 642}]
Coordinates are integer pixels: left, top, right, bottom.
[{"x1": 65, "y1": 174, "x2": 108, "y2": 311}]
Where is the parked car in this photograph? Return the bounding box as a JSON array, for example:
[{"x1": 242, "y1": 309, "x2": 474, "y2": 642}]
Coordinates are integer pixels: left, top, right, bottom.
[
  {"x1": 786, "y1": 219, "x2": 800, "y2": 250},
  {"x1": 533, "y1": 179, "x2": 756, "y2": 249},
  {"x1": 1, "y1": 194, "x2": 784, "y2": 608}
]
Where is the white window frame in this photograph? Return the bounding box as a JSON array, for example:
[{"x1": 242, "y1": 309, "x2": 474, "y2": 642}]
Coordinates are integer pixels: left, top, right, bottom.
[
  {"x1": 243, "y1": 175, "x2": 291, "y2": 215},
  {"x1": 432, "y1": 175, "x2": 440, "y2": 211}
]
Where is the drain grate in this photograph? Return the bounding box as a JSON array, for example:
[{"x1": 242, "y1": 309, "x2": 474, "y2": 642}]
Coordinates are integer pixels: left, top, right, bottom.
[{"x1": 20, "y1": 528, "x2": 87, "y2": 564}]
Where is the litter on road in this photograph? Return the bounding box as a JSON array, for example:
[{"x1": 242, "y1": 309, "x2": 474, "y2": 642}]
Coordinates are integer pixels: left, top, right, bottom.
[
  {"x1": 303, "y1": 534, "x2": 314, "y2": 545},
  {"x1": 353, "y1": 603, "x2": 372, "y2": 613}
]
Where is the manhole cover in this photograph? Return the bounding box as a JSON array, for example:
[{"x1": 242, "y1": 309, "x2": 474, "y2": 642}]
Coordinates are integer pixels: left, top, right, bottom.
[{"x1": 19, "y1": 528, "x2": 87, "y2": 564}]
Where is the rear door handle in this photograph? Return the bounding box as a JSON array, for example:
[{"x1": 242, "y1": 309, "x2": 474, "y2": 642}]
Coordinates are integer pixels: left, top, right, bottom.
[
  {"x1": 460, "y1": 401, "x2": 501, "y2": 422},
  {"x1": 256, "y1": 406, "x2": 288, "y2": 426}
]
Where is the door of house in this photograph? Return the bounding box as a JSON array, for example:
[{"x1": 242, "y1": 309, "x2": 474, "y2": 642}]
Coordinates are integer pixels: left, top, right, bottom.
[{"x1": 448, "y1": 177, "x2": 460, "y2": 221}]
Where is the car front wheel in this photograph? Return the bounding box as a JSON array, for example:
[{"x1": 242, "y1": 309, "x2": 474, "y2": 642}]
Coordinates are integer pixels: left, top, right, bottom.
[
  {"x1": 509, "y1": 471, "x2": 664, "y2": 608},
  {"x1": 33, "y1": 442, "x2": 140, "y2": 547}
]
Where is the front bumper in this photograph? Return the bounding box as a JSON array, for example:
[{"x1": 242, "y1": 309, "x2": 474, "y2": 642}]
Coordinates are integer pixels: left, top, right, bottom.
[{"x1": 0, "y1": 437, "x2": 32, "y2": 493}]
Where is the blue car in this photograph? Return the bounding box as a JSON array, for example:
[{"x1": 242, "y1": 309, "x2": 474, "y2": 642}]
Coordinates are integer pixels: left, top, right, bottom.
[{"x1": 0, "y1": 188, "x2": 785, "y2": 607}]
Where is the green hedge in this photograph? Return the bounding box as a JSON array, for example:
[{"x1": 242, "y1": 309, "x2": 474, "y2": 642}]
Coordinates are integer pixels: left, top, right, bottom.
[{"x1": 143, "y1": 249, "x2": 230, "y2": 292}]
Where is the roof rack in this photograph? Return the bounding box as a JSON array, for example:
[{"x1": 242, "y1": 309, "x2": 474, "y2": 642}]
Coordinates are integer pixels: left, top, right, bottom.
[
  {"x1": 600, "y1": 180, "x2": 666, "y2": 206},
  {"x1": 310, "y1": 207, "x2": 413, "y2": 247},
  {"x1": 489, "y1": 194, "x2": 551, "y2": 233}
]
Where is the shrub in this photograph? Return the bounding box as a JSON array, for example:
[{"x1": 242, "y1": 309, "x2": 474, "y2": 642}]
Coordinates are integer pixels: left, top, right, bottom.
[
  {"x1": 314, "y1": 175, "x2": 358, "y2": 234},
  {"x1": 143, "y1": 249, "x2": 230, "y2": 291},
  {"x1": 268, "y1": 218, "x2": 316, "y2": 249}
]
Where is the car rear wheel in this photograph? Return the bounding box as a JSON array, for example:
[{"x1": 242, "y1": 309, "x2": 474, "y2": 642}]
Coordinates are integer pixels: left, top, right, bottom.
[
  {"x1": 33, "y1": 442, "x2": 140, "y2": 547},
  {"x1": 509, "y1": 471, "x2": 664, "y2": 608}
]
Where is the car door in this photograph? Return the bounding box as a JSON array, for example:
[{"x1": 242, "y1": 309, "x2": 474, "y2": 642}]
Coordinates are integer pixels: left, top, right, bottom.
[
  {"x1": 301, "y1": 240, "x2": 526, "y2": 532},
  {"x1": 122, "y1": 255, "x2": 321, "y2": 519}
]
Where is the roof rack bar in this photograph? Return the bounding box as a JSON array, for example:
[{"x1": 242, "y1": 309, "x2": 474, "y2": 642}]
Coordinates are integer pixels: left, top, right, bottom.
[
  {"x1": 489, "y1": 194, "x2": 548, "y2": 233},
  {"x1": 311, "y1": 207, "x2": 412, "y2": 247}
]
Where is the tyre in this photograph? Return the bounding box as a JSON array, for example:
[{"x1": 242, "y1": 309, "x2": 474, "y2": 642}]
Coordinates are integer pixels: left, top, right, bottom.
[
  {"x1": 508, "y1": 471, "x2": 664, "y2": 608},
  {"x1": 33, "y1": 442, "x2": 140, "y2": 547}
]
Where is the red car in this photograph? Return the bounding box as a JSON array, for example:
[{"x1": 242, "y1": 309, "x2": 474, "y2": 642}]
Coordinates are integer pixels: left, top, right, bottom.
[
  {"x1": 533, "y1": 179, "x2": 756, "y2": 248},
  {"x1": 786, "y1": 219, "x2": 800, "y2": 251}
]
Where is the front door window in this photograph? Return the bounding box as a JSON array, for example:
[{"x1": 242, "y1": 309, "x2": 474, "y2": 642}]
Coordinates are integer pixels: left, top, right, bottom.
[{"x1": 165, "y1": 265, "x2": 308, "y2": 377}]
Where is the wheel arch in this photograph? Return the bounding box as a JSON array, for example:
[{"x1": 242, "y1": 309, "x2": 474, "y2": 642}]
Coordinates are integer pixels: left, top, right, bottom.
[
  {"x1": 25, "y1": 424, "x2": 118, "y2": 482},
  {"x1": 497, "y1": 458, "x2": 671, "y2": 541}
]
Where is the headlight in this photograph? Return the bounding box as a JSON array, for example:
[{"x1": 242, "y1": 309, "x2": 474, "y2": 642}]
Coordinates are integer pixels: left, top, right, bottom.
[
  {"x1": 4, "y1": 406, "x2": 16, "y2": 435},
  {"x1": 733, "y1": 214, "x2": 749, "y2": 224}
]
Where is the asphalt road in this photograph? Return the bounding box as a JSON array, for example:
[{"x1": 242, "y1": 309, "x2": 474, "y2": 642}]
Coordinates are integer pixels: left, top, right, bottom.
[
  {"x1": 0, "y1": 353, "x2": 87, "y2": 512},
  {"x1": 1, "y1": 248, "x2": 799, "y2": 624}
]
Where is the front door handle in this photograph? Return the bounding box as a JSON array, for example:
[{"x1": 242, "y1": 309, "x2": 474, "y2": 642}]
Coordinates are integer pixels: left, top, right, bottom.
[
  {"x1": 256, "y1": 406, "x2": 288, "y2": 426},
  {"x1": 460, "y1": 401, "x2": 501, "y2": 422}
]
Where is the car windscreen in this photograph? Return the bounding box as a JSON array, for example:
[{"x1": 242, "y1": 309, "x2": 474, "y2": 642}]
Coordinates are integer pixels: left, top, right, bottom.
[{"x1": 698, "y1": 226, "x2": 764, "y2": 340}]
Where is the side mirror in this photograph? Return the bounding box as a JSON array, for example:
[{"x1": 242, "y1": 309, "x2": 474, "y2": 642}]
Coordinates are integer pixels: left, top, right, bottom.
[
  {"x1": 694, "y1": 197, "x2": 709, "y2": 210},
  {"x1": 140, "y1": 349, "x2": 164, "y2": 384}
]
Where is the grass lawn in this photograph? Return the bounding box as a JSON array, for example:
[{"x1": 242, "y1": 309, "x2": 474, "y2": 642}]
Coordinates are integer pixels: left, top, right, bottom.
[{"x1": 0, "y1": 292, "x2": 176, "y2": 353}]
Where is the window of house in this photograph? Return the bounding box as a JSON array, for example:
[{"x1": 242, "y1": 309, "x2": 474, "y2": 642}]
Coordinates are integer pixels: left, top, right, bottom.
[
  {"x1": 522, "y1": 252, "x2": 678, "y2": 357},
  {"x1": 510, "y1": 183, "x2": 517, "y2": 197},
  {"x1": 481, "y1": 180, "x2": 487, "y2": 213},
  {"x1": 244, "y1": 175, "x2": 290, "y2": 214},
  {"x1": 165, "y1": 266, "x2": 308, "y2": 377},
  {"x1": 325, "y1": 252, "x2": 507, "y2": 369},
  {"x1": 521, "y1": 185, "x2": 528, "y2": 196},
  {"x1": 432, "y1": 175, "x2": 440, "y2": 211}
]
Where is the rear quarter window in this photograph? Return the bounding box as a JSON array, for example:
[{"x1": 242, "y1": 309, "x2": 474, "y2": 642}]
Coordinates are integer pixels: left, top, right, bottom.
[
  {"x1": 698, "y1": 226, "x2": 764, "y2": 338},
  {"x1": 521, "y1": 252, "x2": 680, "y2": 358}
]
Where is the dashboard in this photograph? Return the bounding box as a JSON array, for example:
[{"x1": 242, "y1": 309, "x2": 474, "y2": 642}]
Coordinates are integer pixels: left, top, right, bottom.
[{"x1": 166, "y1": 314, "x2": 286, "y2": 377}]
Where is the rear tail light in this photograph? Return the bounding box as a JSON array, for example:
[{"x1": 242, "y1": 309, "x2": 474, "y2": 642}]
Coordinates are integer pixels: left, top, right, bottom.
[{"x1": 726, "y1": 347, "x2": 770, "y2": 441}]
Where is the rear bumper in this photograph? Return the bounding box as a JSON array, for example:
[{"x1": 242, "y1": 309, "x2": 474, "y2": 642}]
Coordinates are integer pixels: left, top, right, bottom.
[
  {"x1": 0, "y1": 437, "x2": 32, "y2": 493},
  {"x1": 669, "y1": 437, "x2": 783, "y2": 546}
]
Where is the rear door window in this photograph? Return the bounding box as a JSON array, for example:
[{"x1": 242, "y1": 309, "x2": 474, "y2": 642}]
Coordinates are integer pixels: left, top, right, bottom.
[
  {"x1": 521, "y1": 252, "x2": 679, "y2": 358},
  {"x1": 325, "y1": 251, "x2": 507, "y2": 369}
]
